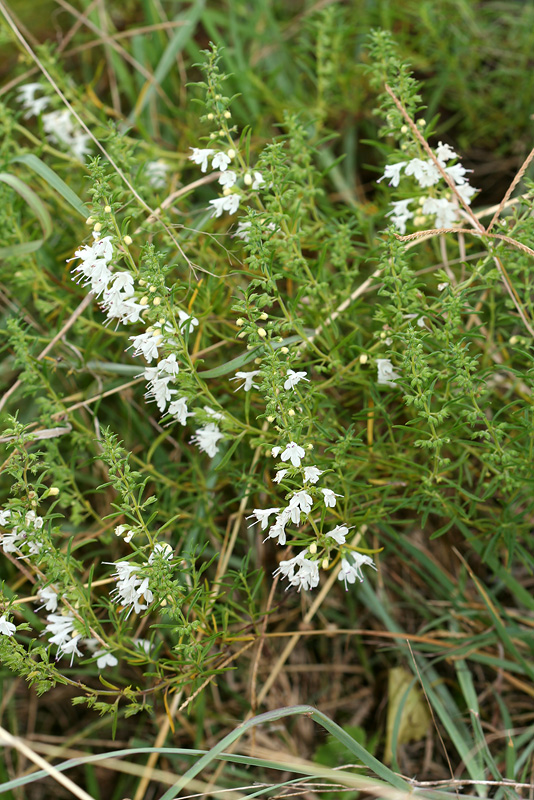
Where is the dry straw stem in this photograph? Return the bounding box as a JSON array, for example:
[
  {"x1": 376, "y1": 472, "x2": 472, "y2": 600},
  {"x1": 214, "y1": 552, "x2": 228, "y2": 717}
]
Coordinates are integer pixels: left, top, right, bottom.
[{"x1": 0, "y1": 725, "x2": 94, "y2": 800}]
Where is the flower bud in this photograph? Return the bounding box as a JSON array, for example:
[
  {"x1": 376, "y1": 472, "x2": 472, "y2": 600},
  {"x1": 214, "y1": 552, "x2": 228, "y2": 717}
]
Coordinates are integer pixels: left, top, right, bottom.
[
  {"x1": 243, "y1": 173, "x2": 252, "y2": 186},
  {"x1": 309, "y1": 542, "x2": 317, "y2": 555},
  {"x1": 236, "y1": 318, "x2": 244, "y2": 327},
  {"x1": 267, "y1": 415, "x2": 275, "y2": 423},
  {"x1": 153, "y1": 297, "x2": 161, "y2": 306},
  {"x1": 104, "y1": 205, "x2": 112, "y2": 213},
  {"x1": 288, "y1": 409, "x2": 295, "y2": 417},
  {"x1": 227, "y1": 148, "x2": 236, "y2": 159},
  {"x1": 257, "y1": 328, "x2": 267, "y2": 338},
  {"x1": 259, "y1": 312, "x2": 268, "y2": 320},
  {"x1": 207, "y1": 113, "x2": 214, "y2": 120},
  {"x1": 86, "y1": 216, "x2": 94, "y2": 225},
  {"x1": 93, "y1": 222, "x2": 102, "y2": 232},
  {"x1": 224, "y1": 110, "x2": 231, "y2": 119},
  {"x1": 322, "y1": 558, "x2": 329, "y2": 570},
  {"x1": 359, "y1": 354, "x2": 368, "y2": 364},
  {"x1": 123, "y1": 235, "x2": 133, "y2": 245},
  {"x1": 48, "y1": 487, "x2": 60, "y2": 496},
  {"x1": 140, "y1": 296, "x2": 149, "y2": 306},
  {"x1": 280, "y1": 346, "x2": 289, "y2": 354}
]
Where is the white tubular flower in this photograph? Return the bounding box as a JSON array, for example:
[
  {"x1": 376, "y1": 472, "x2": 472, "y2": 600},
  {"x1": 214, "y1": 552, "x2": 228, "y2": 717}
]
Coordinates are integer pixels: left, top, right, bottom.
[
  {"x1": 376, "y1": 358, "x2": 400, "y2": 387},
  {"x1": 168, "y1": 397, "x2": 192, "y2": 425},
  {"x1": 25, "y1": 511, "x2": 43, "y2": 529},
  {"x1": 456, "y1": 183, "x2": 477, "y2": 205},
  {"x1": 326, "y1": 524, "x2": 350, "y2": 545},
  {"x1": 108, "y1": 561, "x2": 153, "y2": 617},
  {"x1": 157, "y1": 354, "x2": 180, "y2": 376},
  {"x1": 321, "y1": 488, "x2": 342, "y2": 508},
  {"x1": 434, "y1": 142, "x2": 457, "y2": 162},
  {"x1": 0, "y1": 509, "x2": 11, "y2": 525},
  {"x1": 94, "y1": 650, "x2": 118, "y2": 669},
  {"x1": 266, "y1": 509, "x2": 291, "y2": 545},
  {"x1": 218, "y1": 170, "x2": 237, "y2": 188},
  {"x1": 1, "y1": 529, "x2": 23, "y2": 554},
  {"x1": 36, "y1": 586, "x2": 59, "y2": 613},
  {"x1": 303, "y1": 467, "x2": 323, "y2": 484},
  {"x1": 42, "y1": 109, "x2": 74, "y2": 146},
  {"x1": 338, "y1": 552, "x2": 377, "y2": 590},
  {"x1": 148, "y1": 543, "x2": 173, "y2": 563},
  {"x1": 386, "y1": 198, "x2": 414, "y2": 234},
  {"x1": 274, "y1": 550, "x2": 320, "y2": 591},
  {"x1": 212, "y1": 151, "x2": 232, "y2": 171},
  {"x1": 190, "y1": 423, "x2": 224, "y2": 458},
  {"x1": 283, "y1": 369, "x2": 309, "y2": 391},
  {"x1": 189, "y1": 147, "x2": 215, "y2": 172},
  {"x1": 288, "y1": 490, "x2": 313, "y2": 524},
  {"x1": 377, "y1": 161, "x2": 407, "y2": 187},
  {"x1": 129, "y1": 330, "x2": 163, "y2": 362},
  {"x1": 405, "y1": 158, "x2": 440, "y2": 188},
  {"x1": 69, "y1": 132, "x2": 91, "y2": 162},
  {"x1": 17, "y1": 82, "x2": 50, "y2": 117},
  {"x1": 230, "y1": 370, "x2": 260, "y2": 392},
  {"x1": 45, "y1": 612, "x2": 82, "y2": 663},
  {"x1": 246, "y1": 508, "x2": 280, "y2": 530},
  {"x1": 177, "y1": 308, "x2": 199, "y2": 334},
  {"x1": 422, "y1": 197, "x2": 458, "y2": 228},
  {"x1": 203, "y1": 405, "x2": 225, "y2": 421},
  {"x1": 145, "y1": 375, "x2": 176, "y2": 413},
  {"x1": 209, "y1": 194, "x2": 241, "y2": 218},
  {"x1": 251, "y1": 171, "x2": 264, "y2": 190},
  {"x1": 145, "y1": 160, "x2": 169, "y2": 189},
  {"x1": 445, "y1": 163, "x2": 471, "y2": 185},
  {"x1": 280, "y1": 442, "x2": 306, "y2": 467},
  {"x1": 273, "y1": 469, "x2": 288, "y2": 484},
  {"x1": 234, "y1": 221, "x2": 251, "y2": 241},
  {"x1": 0, "y1": 615, "x2": 16, "y2": 637}
]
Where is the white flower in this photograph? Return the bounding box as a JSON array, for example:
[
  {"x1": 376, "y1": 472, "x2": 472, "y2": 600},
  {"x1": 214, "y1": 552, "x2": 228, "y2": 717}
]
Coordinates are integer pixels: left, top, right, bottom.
[
  {"x1": 405, "y1": 158, "x2": 440, "y2": 188},
  {"x1": 376, "y1": 358, "x2": 400, "y2": 387},
  {"x1": 321, "y1": 488, "x2": 342, "y2": 508},
  {"x1": 234, "y1": 221, "x2": 252, "y2": 241},
  {"x1": 203, "y1": 405, "x2": 224, "y2": 421},
  {"x1": 422, "y1": 197, "x2": 458, "y2": 228},
  {"x1": 190, "y1": 423, "x2": 224, "y2": 458},
  {"x1": 168, "y1": 397, "x2": 192, "y2": 425},
  {"x1": 273, "y1": 469, "x2": 288, "y2": 484},
  {"x1": 145, "y1": 375, "x2": 176, "y2": 413},
  {"x1": 189, "y1": 148, "x2": 215, "y2": 172},
  {"x1": 252, "y1": 171, "x2": 264, "y2": 190},
  {"x1": 338, "y1": 552, "x2": 377, "y2": 590},
  {"x1": 280, "y1": 442, "x2": 306, "y2": 468},
  {"x1": 17, "y1": 83, "x2": 50, "y2": 117},
  {"x1": 45, "y1": 612, "x2": 82, "y2": 663},
  {"x1": 456, "y1": 183, "x2": 477, "y2": 205},
  {"x1": 283, "y1": 369, "x2": 309, "y2": 391},
  {"x1": 434, "y1": 142, "x2": 457, "y2": 162},
  {"x1": 36, "y1": 586, "x2": 58, "y2": 612},
  {"x1": 0, "y1": 615, "x2": 16, "y2": 637},
  {"x1": 212, "y1": 152, "x2": 232, "y2": 171},
  {"x1": 157, "y1": 354, "x2": 180, "y2": 376},
  {"x1": 377, "y1": 162, "x2": 407, "y2": 187},
  {"x1": 1, "y1": 529, "x2": 23, "y2": 554},
  {"x1": 266, "y1": 509, "x2": 291, "y2": 545},
  {"x1": 218, "y1": 170, "x2": 237, "y2": 188},
  {"x1": 148, "y1": 543, "x2": 173, "y2": 563},
  {"x1": 209, "y1": 194, "x2": 241, "y2": 218},
  {"x1": 108, "y1": 561, "x2": 153, "y2": 616},
  {"x1": 386, "y1": 198, "x2": 414, "y2": 235},
  {"x1": 274, "y1": 550, "x2": 320, "y2": 591},
  {"x1": 230, "y1": 370, "x2": 260, "y2": 391},
  {"x1": 133, "y1": 638, "x2": 153, "y2": 653},
  {"x1": 326, "y1": 524, "x2": 350, "y2": 545},
  {"x1": 94, "y1": 650, "x2": 118, "y2": 669},
  {"x1": 288, "y1": 490, "x2": 313, "y2": 525},
  {"x1": 0, "y1": 510, "x2": 11, "y2": 525},
  {"x1": 145, "y1": 160, "x2": 169, "y2": 189},
  {"x1": 177, "y1": 309, "x2": 199, "y2": 334},
  {"x1": 26, "y1": 510, "x2": 43, "y2": 529},
  {"x1": 303, "y1": 467, "x2": 323, "y2": 484},
  {"x1": 69, "y1": 132, "x2": 91, "y2": 162},
  {"x1": 129, "y1": 330, "x2": 163, "y2": 362},
  {"x1": 246, "y1": 508, "x2": 280, "y2": 530},
  {"x1": 445, "y1": 163, "x2": 471, "y2": 186},
  {"x1": 437, "y1": 282, "x2": 449, "y2": 291}
]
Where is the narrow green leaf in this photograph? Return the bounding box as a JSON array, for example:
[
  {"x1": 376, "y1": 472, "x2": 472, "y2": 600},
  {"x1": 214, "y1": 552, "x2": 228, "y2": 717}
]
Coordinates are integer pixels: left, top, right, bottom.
[
  {"x1": 0, "y1": 172, "x2": 53, "y2": 238},
  {"x1": 11, "y1": 154, "x2": 89, "y2": 218}
]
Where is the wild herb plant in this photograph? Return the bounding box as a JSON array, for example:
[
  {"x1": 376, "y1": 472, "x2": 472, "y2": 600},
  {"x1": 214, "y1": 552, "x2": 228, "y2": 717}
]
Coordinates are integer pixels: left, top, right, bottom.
[{"x1": 1, "y1": 5, "x2": 534, "y2": 799}]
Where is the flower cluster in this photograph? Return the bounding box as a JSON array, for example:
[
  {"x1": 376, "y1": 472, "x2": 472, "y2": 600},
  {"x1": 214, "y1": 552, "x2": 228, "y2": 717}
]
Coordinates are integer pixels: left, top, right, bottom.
[
  {"x1": 247, "y1": 438, "x2": 376, "y2": 592},
  {"x1": 17, "y1": 83, "x2": 91, "y2": 161},
  {"x1": 188, "y1": 146, "x2": 264, "y2": 220},
  {"x1": 0, "y1": 508, "x2": 45, "y2": 558},
  {"x1": 379, "y1": 142, "x2": 478, "y2": 234}
]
